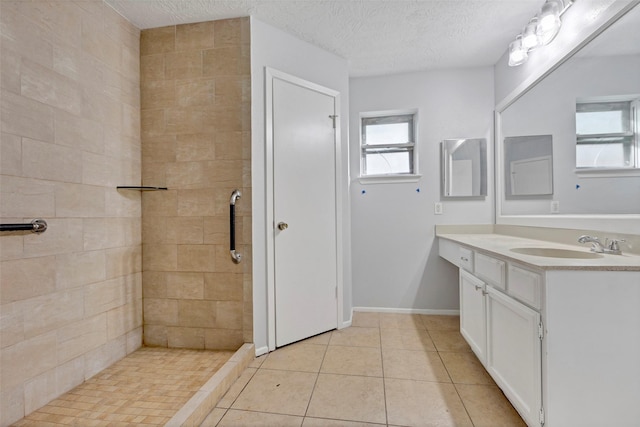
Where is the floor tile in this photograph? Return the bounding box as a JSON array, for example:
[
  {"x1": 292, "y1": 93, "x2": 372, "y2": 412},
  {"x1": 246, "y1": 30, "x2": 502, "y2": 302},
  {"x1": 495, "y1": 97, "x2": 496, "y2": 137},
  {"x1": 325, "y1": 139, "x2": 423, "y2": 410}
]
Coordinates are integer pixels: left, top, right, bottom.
[
  {"x1": 439, "y1": 351, "x2": 495, "y2": 385},
  {"x1": 217, "y1": 367, "x2": 257, "y2": 408},
  {"x1": 304, "y1": 331, "x2": 332, "y2": 345},
  {"x1": 429, "y1": 329, "x2": 472, "y2": 352},
  {"x1": 456, "y1": 384, "x2": 527, "y2": 427},
  {"x1": 261, "y1": 343, "x2": 327, "y2": 373},
  {"x1": 385, "y1": 378, "x2": 472, "y2": 427},
  {"x1": 380, "y1": 327, "x2": 436, "y2": 351},
  {"x1": 306, "y1": 374, "x2": 386, "y2": 424},
  {"x1": 302, "y1": 417, "x2": 385, "y2": 426},
  {"x1": 351, "y1": 311, "x2": 380, "y2": 328},
  {"x1": 231, "y1": 369, "x2": 317, "y2": 416},
  {"x1": 382, "y1": 348, "x2": 451, "y2": 382},
  {"x1": 248, "y1": 354, "x2": 267, "y2": 368},
  {"x1": 320, "y1": 345, "x2": 383, "y2": 377},
  {"x1": 218, "y1": 409, "x2": 303, "y2": 426},
  {"x1": 421, "y1": 314, "x2": 460, "y2": 331},
  {"x1": 379, "y1": 313, "x2": 424, "y2": 330},
  {"x1": 200, "y1": 407, "x2": 226, "y2": 426},
  {"x1": 329, "y1": 327, "x2": 380, "y2": 348}
]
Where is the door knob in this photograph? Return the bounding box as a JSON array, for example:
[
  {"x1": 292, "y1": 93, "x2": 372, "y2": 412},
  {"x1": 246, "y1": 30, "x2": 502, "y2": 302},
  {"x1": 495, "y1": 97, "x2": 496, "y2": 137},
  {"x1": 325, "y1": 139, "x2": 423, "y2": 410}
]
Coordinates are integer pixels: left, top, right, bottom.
[{"x1": 277, "y1": 222, "x2": 288, "y2": 231}]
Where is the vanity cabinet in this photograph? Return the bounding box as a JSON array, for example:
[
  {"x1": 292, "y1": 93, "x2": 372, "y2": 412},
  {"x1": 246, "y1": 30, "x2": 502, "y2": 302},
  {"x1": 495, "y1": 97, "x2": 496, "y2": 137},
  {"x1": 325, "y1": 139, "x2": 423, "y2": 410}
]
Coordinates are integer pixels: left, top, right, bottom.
[{"x1": 439, "y1": 236, "x2": 640, "y2": 427}]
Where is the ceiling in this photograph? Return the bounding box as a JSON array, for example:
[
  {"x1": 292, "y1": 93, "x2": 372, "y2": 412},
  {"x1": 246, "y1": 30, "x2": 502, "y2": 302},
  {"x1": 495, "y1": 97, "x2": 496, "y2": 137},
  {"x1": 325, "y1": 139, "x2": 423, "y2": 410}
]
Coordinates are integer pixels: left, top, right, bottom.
[{"x1": 105, "y1": 0, "x2": 545, "y2": 77}]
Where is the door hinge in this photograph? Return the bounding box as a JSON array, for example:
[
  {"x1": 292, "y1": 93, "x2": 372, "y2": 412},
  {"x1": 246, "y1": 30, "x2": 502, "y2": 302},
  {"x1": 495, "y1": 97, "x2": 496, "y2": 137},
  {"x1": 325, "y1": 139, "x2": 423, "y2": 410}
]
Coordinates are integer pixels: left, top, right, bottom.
[
  {"x1": 539, "y1": 407, "x2": 545, "y2": 426},
  {"x1": 538, "y1": 321, "x2": 544, "y2": 340},
  {"x1": 329, "y1": 114, "x2": 338, "y2": 129}
]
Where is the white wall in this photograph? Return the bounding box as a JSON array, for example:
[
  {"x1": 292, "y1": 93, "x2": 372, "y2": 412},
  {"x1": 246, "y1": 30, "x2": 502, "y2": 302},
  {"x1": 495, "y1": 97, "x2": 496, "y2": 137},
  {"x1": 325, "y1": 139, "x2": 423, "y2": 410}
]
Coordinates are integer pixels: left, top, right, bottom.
[
  {"x1": 349, "y1": 68, "x2": 494, "y2": 311},
  {"x1": 250, "y1": 18, "x2": 350, "y2": 353}
]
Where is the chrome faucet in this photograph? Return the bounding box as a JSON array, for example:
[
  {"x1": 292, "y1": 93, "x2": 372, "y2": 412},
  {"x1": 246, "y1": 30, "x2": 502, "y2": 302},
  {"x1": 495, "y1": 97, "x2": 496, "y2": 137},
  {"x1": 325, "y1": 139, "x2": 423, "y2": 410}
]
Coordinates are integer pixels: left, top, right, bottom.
[
  {"x1": 578, "y1": 235, "x2": 605, "y2": 253},
  {"x1": 578, "y1": 235, "x2": 624, "y2": 255}
]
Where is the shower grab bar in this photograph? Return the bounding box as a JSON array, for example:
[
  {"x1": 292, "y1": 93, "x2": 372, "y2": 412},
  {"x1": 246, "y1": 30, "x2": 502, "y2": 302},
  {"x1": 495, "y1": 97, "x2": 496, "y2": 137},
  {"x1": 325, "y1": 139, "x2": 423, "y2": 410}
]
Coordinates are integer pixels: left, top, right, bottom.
[
  {"x1": 1, "y1": 219, "x2": 48, "y2": 233},
  {"x1": 230, "y1": 190, "x2": 242, "y2": 263}
]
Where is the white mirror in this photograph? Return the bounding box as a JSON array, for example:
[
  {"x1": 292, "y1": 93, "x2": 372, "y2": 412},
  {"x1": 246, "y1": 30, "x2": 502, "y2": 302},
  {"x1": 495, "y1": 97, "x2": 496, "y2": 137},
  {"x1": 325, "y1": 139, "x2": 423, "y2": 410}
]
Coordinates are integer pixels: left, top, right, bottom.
[
  {"x1": 498, "y1": 4, "x2": 640, "y2": 216},
  {"x1": 441, "y1": 138, "x2": 487, "y2": 198}
]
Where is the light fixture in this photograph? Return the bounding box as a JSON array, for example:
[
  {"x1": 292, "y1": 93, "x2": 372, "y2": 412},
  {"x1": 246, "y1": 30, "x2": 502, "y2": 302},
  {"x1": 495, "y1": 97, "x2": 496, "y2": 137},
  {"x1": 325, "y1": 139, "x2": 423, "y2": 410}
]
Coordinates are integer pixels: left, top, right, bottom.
[
  {"x1": 508, "y1": 35, "x2": 528, "y2": 66},
  {"x1": 507, "y1": 0, "x2": 574, "y2": 67}
]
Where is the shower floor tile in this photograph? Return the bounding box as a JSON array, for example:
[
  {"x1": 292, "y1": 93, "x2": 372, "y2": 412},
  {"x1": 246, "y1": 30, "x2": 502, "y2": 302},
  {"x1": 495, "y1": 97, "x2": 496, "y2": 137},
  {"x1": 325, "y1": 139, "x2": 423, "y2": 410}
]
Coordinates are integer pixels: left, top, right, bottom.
[{"x1": 13, "y1": 347, "x2": 234, "y2": 426}]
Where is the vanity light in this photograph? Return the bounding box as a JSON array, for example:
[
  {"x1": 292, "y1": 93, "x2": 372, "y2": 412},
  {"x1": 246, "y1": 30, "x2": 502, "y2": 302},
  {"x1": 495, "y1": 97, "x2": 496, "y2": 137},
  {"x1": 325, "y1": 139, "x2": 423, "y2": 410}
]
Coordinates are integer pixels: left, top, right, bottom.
[
  {"x1": 508, "y1": 35, "x2": 529, "y2": 66},
  {"x1": 507, "y1": 0, "x2": 574, "y2": 67}
]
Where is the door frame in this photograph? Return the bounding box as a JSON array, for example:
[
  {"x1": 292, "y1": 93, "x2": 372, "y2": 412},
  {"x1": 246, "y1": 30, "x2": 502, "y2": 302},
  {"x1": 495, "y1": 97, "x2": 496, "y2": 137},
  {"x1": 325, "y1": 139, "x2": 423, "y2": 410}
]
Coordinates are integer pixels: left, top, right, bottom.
[{"x1": 265, "y1": 67, "x2": 344, "y2": 351}]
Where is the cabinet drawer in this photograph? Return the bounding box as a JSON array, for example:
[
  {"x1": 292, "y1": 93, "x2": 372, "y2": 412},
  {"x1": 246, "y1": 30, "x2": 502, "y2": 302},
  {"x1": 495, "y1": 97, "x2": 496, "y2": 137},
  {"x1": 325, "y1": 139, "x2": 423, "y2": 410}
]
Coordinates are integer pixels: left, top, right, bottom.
[
  {"x1": 508, "y1": 265, "x2": 542, "y2": 309},
  {"x1": 439, "y1": 239, "x2": 461, "y2": 266},
  {"x1": 475, "y1": 253, "x2": 506, "y2": 290},
  {"x1": 459, "y1": 247, "x2": 474, "y2": 272}
]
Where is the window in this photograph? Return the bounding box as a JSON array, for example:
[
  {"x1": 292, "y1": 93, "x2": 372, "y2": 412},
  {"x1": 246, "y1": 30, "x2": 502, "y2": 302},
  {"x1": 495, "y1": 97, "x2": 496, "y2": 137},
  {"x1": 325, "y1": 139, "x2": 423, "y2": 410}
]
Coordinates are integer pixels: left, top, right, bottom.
[
  {"x1": 576, "y1": 97, "x2": 639, "y2": 169},
  {"x1": 360, "y1": 112, "x2": 418, "y2": 178}
]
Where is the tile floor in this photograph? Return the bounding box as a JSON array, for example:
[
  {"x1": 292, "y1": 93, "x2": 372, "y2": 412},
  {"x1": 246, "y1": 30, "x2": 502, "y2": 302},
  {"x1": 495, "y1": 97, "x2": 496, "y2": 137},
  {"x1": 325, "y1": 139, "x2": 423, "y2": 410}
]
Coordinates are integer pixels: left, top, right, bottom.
[
  {"x1": 13, "y1": 347, "x2": 234, "y2": 426},
  {"x1": 201, "y1": 313, "x2": 526, "y2": 427}
]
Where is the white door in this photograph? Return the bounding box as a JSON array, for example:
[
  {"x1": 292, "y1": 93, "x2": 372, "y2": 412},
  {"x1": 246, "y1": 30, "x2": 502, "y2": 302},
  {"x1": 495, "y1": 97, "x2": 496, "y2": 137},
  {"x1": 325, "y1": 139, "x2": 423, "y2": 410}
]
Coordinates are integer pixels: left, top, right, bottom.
[
  {"x1": 486, "y1": 286, "x2": 542, "y2": 427},
  {"x1": 272, "y1": 76, "x2": 338, "y2": 347}
]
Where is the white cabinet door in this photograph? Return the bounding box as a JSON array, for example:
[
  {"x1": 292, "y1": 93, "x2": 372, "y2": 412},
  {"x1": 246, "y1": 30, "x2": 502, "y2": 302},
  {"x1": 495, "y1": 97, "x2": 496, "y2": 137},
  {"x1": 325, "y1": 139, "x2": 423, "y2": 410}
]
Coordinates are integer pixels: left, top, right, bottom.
[
  {"x1": 486, "y1": 286, "x2": 542, "y2": 427},
  {"x1": 459, "y1": 269, "x2": 487, "y2": 363}
]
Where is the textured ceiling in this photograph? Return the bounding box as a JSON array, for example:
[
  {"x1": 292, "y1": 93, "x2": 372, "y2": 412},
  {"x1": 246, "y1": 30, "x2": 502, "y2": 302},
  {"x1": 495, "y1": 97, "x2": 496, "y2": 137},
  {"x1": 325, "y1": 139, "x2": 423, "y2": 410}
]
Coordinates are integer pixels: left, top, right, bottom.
[{"x1": 106, "y1": 0, "x2": 547, "y2": 76}]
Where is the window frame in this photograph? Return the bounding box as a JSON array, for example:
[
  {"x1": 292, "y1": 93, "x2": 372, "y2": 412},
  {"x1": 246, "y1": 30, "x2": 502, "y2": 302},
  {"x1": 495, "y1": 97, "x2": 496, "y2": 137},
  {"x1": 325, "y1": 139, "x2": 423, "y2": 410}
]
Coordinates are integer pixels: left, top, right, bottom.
[
  {"x1": 575, "y1": 96, "x2": 640, "y2": 174},
  {"x1": 359, "y1": 110, "x2": 420, "y2": 183}
]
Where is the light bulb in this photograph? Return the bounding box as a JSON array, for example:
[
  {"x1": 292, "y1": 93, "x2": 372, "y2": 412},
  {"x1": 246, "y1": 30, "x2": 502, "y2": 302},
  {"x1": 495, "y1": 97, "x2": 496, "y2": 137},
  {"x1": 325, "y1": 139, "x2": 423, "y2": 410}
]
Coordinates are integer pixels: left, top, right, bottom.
[
  {"x1": 536, "y1": 0, "x2": 563, "y2": 45},
  {"x1": 522, "y1": 17, "x2": 540, "y2": 50},
  {"x1": 508, "y1": 35, "x2": 528, "y2": 67}
]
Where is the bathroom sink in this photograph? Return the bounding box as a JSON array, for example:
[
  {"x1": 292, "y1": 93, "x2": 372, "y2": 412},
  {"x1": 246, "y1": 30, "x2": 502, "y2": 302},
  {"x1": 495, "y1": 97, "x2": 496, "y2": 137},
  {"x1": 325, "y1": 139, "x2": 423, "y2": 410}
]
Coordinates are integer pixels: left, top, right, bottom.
[{"x1": 510, "y1": 247, "x2": 604, "y2": 259}]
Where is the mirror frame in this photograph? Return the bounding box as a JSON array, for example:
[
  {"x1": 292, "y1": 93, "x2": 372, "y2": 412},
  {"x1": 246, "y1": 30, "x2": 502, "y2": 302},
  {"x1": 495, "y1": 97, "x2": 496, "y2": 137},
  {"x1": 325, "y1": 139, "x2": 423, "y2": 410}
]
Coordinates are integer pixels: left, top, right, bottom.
[{"x1": 494, "y1": 1, "x2": 640, "y2": 234}]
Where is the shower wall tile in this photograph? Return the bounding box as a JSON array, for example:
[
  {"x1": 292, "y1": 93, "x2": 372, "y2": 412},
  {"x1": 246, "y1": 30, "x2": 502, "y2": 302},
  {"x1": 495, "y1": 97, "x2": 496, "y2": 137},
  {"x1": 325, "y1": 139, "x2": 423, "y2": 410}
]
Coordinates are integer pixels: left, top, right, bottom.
[
  {"x1": 0, "y1": 6, "x2": 141, "y2": 421},
  {"x1": 141, "y1": 17, "x2": 251, "y2": 351}
]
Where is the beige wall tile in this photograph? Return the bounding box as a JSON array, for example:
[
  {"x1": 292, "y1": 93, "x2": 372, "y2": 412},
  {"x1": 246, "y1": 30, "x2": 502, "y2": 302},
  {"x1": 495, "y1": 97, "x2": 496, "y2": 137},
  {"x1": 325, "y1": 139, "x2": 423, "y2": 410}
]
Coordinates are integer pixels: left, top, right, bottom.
[
  {"x1": 141, "y1": 26, "x2": 175, "y2": 55},
  {"x1": 22, "y1": 137, "x2": 82, "y2": 183},
  {"x1": 1, "y1": 132, "x2": 22, "y2": 176},
  {"x1": 82, "y1": 86, "x2": 122, "y2": 128},
  {"x1": 0, "y1": 383, "x2": 24, "y2": 427},
  {"x1": 167, "y1": 326, "x2": 205, "y2": 349},
  {"x1": 0, "y1": 303, "x2": 24, "y2": 349},
  {"x1": 143, "y1": 324, "x2": 168, "y2": 347},
  {"x1": 203, "y1": 47, "x2": 249, "y2": 77},
  {"x1": 203, "y1": 216, "x2": 233, "y2": 245},
  {"x1": 1, "y1": 44, "x2": 23, "y2": 94},
  {"x1": 204, "y1": 272, "x2": 242, "y2": 301},
  {"x1": 176, "y1": 133, "x2": 215, "y2": 162},
  {"x1": 177, "y1": 189, "x2": 216, "y2": 216},
  {"x1": 177, "y1": 244, "x2": 216, "y2": 272},
  {"x1": 214, "y1": 18, "x2": 248, "y2": 48},
  {"x1": 54, "y1": 109, "x2": 104, "y2": 154},
  {"x1": 83, "y1": 335, "x2": 126, "y2": 380},
  {"x1": 20, "y1": 58, "x2": 82, "y2": 115},
  {"x1": 215, "y1": 76, "x2": 250, "y2": 106},
  {"x1": 0, "y1": 256, "x2": 56, "y2": 304},
  {"x1": 214, "y1": 245, "x2": 243, "y2": 274},
  {"x1": 142, "y1": 189, "x2": 177, "y2": 217},
  {"x1": 0, "y1": 4, "x2": 54, "y2": 69},
  {"x1": 142, "y1": 134, "x2": 176, "y2": 163},
  {"x1": 13, "y1": 1, "x2": 83, "y2": 48},
  {"x1": 81, "y1": 15, "x2": 122, "y2": 70},
  {"x1": 141, "y1": 54, "x2": 164, "y2": 80},
  {"x1": 165, "y1": 217, "x2": 204, "y2": 244},
  {"x1": 205, "y1": 329, "x2": 244, "y2": 350},
  {"x1": 141, "y1": 79, "x2": 175, "y2": 109},
  {"x1": 24, "y1": 368, "x2": 57, "y2": 415},
  {"x1": 56, "y1": 250, "x2": 106, "y2": 290},
  {"x1": 22, "y1": 289, "x2": 84, "y2": 339},
  {"x1": 1, "y1": 331, "x2": 57, "y2": 389},
  {"x1": 166, "y1": 272, "x2": 205, "y2": 299},
  {"x1": 55, "y1": 356, "x2": 84, "y2": 395},
  {"x1": 23, "y1": 219, "x2": 83, "y2": 257},
  {"x1": 176, "y1": 22, "x2": 215, "y2": 51},
  {"x1": 215, "y1": 301, "x2": 243, "y2": 330},
  {"x1": 105, "y1": 188, "x2": 142, "y2": 218},
  {"x1": 107, "y1": 299, "x2": 143, "y2": 340},
  {"x1": 105, "y1": 246, "x2": 142, "y2": 279},
  {"x1": 141, "y1": 108, "x2": 166, "y2": 137},
  {"x1": 166, "y1": 161, "x2": 207, "y2": 188},
  {"x1": 55, "y1": 182, "x2": 105, "y2": 217},
  {"x1": 165, "y1": 51, "x2": 203, "y2": 80},
  {"x1": 214, "y1": 131, "x2": 244, "y2": 160},
  {"x1": 142, "y1": 271, "x2": 167, "y2": 299},
  {"x1": 84, "y1": 277, "x2": 129, "y2": 317},
  {"x1": 165, "y1": 107, "x2": 213, "y2": 134},
  {"x1": 0, "y1": 175, "x2": 55, "y2": 218},
  {"x1": 144, "y1": 298, "x2": 178, "y2": 325},
  {"x1": 143, "y1": 244, "x2": 178, "y2": 271},
  {"x1": 178, "y1": 300, "x2": 216, "y2": 328},
  {"x1": 126, "y1": 326, "x2": 143, "y2": 354},
  {"x1": 176, "y1": 79, "x2": 215, "y2": 107}
]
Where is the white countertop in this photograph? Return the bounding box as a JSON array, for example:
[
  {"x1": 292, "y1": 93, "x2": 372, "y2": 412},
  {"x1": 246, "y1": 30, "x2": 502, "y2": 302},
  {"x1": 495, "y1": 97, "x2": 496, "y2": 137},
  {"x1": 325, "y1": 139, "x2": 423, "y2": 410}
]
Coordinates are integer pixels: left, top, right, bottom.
[{"x1": 437, "y1": 232, "x2": 640, "y2": 271}]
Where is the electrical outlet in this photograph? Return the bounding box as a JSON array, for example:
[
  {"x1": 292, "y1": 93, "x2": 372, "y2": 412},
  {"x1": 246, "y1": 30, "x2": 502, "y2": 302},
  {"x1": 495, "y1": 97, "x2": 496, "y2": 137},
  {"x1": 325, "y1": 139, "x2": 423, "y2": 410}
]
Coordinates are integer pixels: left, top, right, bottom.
[
  {"x1": 551, "y1": 200, "x2": 560, "y2": 213},
  {"x1": 434, "y1": 202, "x2": 443, "y2": 215}
]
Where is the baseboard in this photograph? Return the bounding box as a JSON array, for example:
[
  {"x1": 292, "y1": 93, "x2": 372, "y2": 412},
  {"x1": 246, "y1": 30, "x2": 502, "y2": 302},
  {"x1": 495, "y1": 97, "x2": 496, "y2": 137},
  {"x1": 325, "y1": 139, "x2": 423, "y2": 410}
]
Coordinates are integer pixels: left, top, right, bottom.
[
  {"x1": 340, "y1": 319, "x2": 352, "y2": 329},
  {"x1": 352, "y1": 306, "x2": 460, "y2": 316},
  {"x1": 255, "y1": 346, "x2": 269, "y2": 356}
]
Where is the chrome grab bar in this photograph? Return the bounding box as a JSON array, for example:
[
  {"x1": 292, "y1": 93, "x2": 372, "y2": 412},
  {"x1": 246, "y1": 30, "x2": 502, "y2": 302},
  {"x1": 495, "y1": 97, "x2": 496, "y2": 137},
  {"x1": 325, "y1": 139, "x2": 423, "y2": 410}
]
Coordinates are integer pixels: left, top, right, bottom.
[
  {"x1": 230, "y1": 190, "x2": 242, "y2": 263},
  {"x1": 0, "y1": 219, "x2": 47, "y2": 233}
]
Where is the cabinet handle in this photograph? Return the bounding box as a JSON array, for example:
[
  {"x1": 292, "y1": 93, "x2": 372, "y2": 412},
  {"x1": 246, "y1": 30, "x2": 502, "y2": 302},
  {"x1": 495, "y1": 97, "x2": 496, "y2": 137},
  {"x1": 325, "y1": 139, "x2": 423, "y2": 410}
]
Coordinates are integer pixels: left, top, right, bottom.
[{"x1": 461, "y1": 257, "x2": 469, "y2": 262}]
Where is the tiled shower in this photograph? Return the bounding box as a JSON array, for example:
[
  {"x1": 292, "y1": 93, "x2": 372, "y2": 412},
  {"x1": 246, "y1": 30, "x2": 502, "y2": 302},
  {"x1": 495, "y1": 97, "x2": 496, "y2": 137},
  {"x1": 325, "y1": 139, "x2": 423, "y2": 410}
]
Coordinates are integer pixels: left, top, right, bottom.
[{"x1": 0, "y1": 1, "x2": 251, "y2": 425}]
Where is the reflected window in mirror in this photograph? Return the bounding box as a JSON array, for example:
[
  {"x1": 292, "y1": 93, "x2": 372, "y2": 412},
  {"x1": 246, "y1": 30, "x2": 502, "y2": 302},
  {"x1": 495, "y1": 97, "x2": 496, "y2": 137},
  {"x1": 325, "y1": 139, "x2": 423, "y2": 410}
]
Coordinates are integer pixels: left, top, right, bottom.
[{"x1": 576, "y1": 97, "x2": 639, "y2": 169}]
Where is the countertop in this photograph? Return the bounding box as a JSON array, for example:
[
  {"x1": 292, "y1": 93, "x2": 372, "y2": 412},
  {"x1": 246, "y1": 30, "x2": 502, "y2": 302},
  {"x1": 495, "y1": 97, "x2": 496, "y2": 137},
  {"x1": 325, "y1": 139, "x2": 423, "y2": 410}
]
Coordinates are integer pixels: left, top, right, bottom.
[{"x1": 437, "y1": 232, "x2": 640, "y2": 271}]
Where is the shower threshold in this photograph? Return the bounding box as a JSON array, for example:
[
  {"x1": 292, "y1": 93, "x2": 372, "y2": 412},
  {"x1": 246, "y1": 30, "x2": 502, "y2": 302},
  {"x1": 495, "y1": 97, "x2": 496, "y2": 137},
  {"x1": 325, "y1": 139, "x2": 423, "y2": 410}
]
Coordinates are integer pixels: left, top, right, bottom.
[{"x1": 12, "y1": 344, "x2": 255, "y2": 426}]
